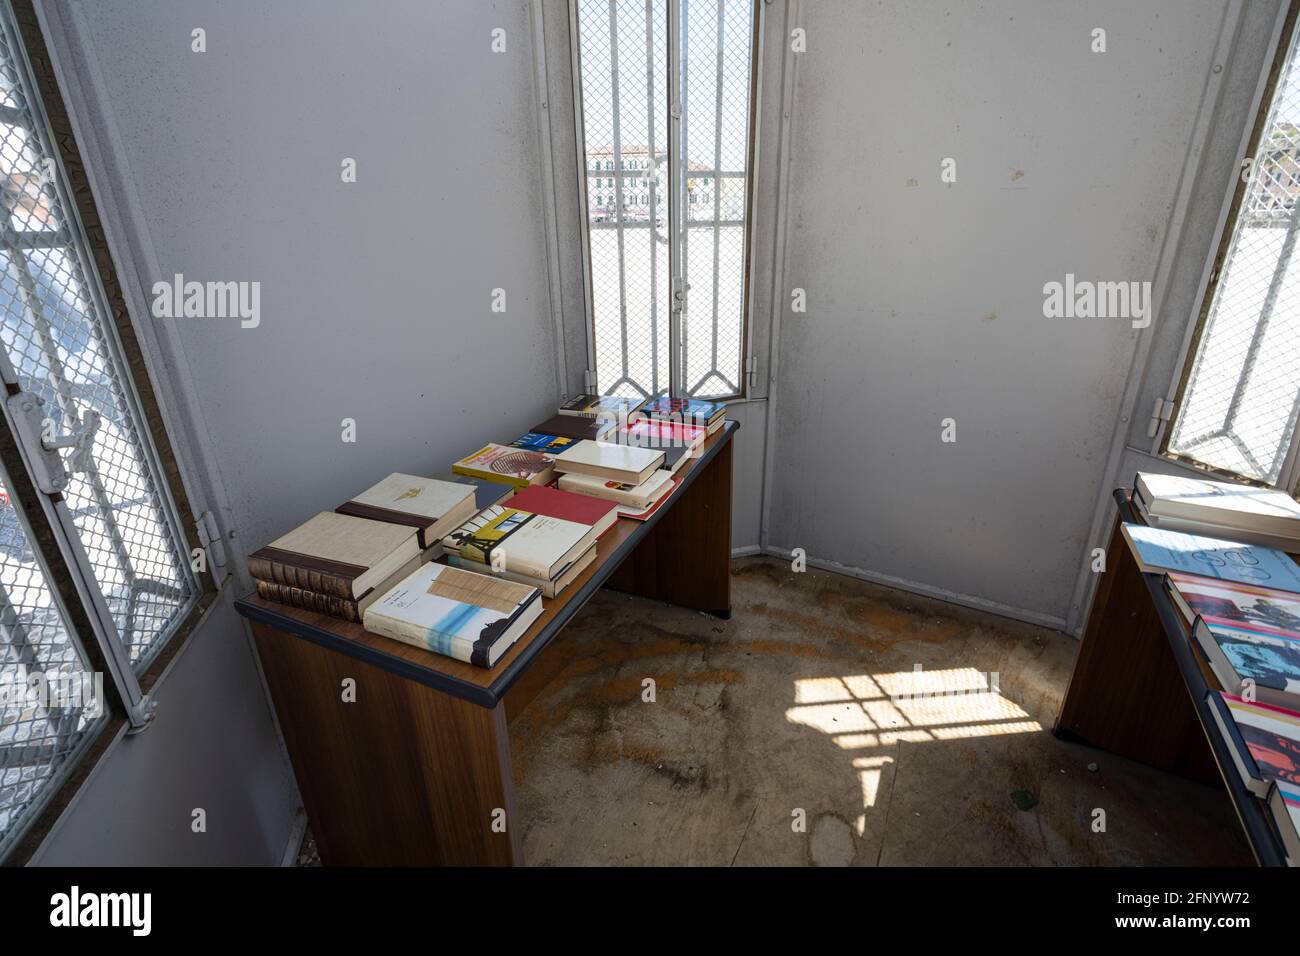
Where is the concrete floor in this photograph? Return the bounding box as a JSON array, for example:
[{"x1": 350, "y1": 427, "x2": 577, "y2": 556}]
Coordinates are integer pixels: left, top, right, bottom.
[{"x1": 509, "y1": 557, "x2": 1253, "y2": 866}]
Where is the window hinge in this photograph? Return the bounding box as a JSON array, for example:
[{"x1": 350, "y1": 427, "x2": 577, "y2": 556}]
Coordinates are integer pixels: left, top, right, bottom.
[
  {"x1": 195, "y1": 510, "x2": 229, "y2": 584},
  {"x1": 583, "y1": 369, "x2": 598, "y2": 390},
  {"x1": 745, "y1": 355, "x2": 758, "y2": 387},
  {"x1": 125, "y1": 694, "x2": 158, "y2": 734},
  {"x1": 1147, "y1": 396, "x2": 1175, "y2": 439}
]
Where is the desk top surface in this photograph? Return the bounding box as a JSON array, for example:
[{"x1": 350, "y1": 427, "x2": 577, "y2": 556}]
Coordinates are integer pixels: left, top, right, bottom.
[{"x1": 235, "y1": 420, "x2": 737, "y2": 708}]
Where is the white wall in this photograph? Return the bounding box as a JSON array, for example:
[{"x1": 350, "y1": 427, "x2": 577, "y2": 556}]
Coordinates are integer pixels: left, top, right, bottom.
[
  {"x1": 764, "y1": 0, "x2": 1251, "y2": 627},
  {"x1": 33, "y1": 0, "x2": 561, "y2": 864}
]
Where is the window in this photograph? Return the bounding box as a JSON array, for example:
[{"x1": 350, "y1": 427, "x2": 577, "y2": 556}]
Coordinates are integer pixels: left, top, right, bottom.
[
  {"x1": 1166, "y1": 11, "x2": 1300, "y2": 486},
  {"x1": 0, "y1": 0, "x2": 203, "y2": 858},
  {"x1": 574, "y1": 0, "x2": 757, "y2": 400}
]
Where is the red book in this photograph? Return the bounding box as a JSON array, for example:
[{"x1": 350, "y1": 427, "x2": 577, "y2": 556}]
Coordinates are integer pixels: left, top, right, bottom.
[{"x1": 509, "y1": 485, "x2": 619, "y2": 538}]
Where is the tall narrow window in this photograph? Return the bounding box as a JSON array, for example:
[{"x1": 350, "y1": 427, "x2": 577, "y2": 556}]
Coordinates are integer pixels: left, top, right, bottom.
[
  {"x1": 574, "y1": 0, "x2": 756, "y2": 400},
  {"x1": 0, "y1": 0, "x2": 202, "y2": 857},
  {"x1": 1167, "y1": 14, "x2": 1300, "y2": 485}
]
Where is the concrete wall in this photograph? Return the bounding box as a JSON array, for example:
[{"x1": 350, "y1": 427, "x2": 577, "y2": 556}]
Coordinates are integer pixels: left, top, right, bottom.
[
  {"x1": 764, "y1": 0, "x2": 1248, "y2": 627},
  {"x1": 32, "y1": 0, "x2": 560, "y2": 864}
]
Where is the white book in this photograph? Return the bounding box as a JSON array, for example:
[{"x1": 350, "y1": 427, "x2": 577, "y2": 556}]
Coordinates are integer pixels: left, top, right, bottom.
[
  {"x1": 363, "y1": 562, "x2": 542, "y2": 668},
  {"x1": 553, "y1": 440, "x2": 664, "y2": 485},
  {"x1": 558, "y1": 468, "x2": 673, "y2": 509},
  {"x1": 1136, "y1": 471, "x2": 1300, "y2": 540},
  {"x1": 338, "y1": 473, "x2": 478, "y2": 548},
  {"x1": 440, "y1": 504, "x2": 593, "y2": 581}
]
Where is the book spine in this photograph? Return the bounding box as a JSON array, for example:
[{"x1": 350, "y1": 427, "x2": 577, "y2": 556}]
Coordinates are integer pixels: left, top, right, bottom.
[
  {"x1": 247, "y1": 555, "x2": 355, "y2": 600},
  {"x1": 255, "y1": 579, "x2": 360, "y2": 623}
]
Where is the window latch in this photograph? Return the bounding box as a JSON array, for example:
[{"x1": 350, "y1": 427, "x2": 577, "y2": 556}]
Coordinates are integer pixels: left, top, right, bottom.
[{"x1": 5, "y1": 393, "x2": 100, "y2": 494}]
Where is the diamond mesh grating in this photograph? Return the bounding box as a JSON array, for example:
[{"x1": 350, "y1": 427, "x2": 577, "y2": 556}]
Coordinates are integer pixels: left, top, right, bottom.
[
  {"x1": 1169, "y1": 25, "x2": 1300, "y2": 484},
  {"x1": 0, "y1": 470, "x2": 103, "y2": 858},
  {"x1": 0, "y1": 20, "x2": 195, "y2": 668},
  {"x1": 578, "y1": 0, "x2": 754, "y2": 401}
]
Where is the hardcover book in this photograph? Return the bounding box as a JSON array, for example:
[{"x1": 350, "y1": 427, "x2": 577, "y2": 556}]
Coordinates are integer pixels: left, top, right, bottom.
[
  {"x1": 363, "y1": 562, "x2": 543, "y2": 668},
  {"x1": 557, "y1": 468, "x2": 674, "y2": 510},
  {"x1": 247, "y1": 511, "x2": 420, "y2": 600},
  {"x1": 448, "y1": 542, "x2": 596, "y2": 599},
  {"x1": 558, "y1": 394, "x2": 645, "y2": 419},
  {"x1": 531, "y1": 414, "x2": 620, "y2": 443},
  {"x1": 1169, "y1": 572, "x2": 1300, "y2": 708},
  {"x1": 1121, "y1": 523, "x2": 1300, "y2": 594},
  {"x1": 1135, "y1": 494, "x2": 1300, "y2": 553},
  {"x1": 336, "y1": 473, "x2": 477, "y2": 549},
  {"x1": 452, "y1": 443, "x2": 556, "y2": 489},
  {"x1": 1136, "y1": 472, "x2": 1300, "y2": 539},
  {"x1": 255, "y1": 544, "x2": 440, "y2": 623},
  {"x1": 640, "y1": 395, "x2": 725, "y2": 426},
  {"x1": 508, "y1": 484, "x2": 619, "y2": 538},
  {"x1": 552, "y1": 440, "x2": 664, "y2": 486},
  {"x1": 441, "y1": 503, "x2": 593, "y2": 581}
]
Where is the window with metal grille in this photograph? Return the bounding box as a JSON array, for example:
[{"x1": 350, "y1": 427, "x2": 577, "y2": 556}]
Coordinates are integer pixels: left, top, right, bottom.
[
  {"x1": 0, "y1": 1, "x2": 200, "y2": 857},
  {"x1": 1166, "y1": 13, "x2": 1300, "y2": 487},
  {"x1": 573, "y1": 0, "x2": 757, "y2": 400}
]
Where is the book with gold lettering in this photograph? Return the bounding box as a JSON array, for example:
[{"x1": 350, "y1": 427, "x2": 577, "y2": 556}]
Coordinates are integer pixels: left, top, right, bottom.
[
  {"x1": 363, "y1": 562, "x2": 543, "y2": 668},
  {"x1": 336, "y1": 473, "x2": 477, "y2": 549},
  {"x1": 248, "y1": 511, "x2": 420, "y2": 600}
]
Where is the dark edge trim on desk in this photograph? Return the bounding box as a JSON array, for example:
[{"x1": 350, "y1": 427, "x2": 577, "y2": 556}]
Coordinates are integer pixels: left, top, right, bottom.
[
  {"x1": 234, "y1": 421, "x2": 740, "y2": 710},
  {"x1": 1111, "y1": 487, "x2": 1288, "y2": 868}
]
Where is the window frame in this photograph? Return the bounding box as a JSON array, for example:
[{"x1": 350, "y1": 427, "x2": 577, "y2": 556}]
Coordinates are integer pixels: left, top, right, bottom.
[
  {"x1": 1160, "y1": 0, "x2": 1300, "y2": 490},
  {"x1": 569, "y1": 0, "x2": 761, "y2": 402},
  {"x1": 0, "y1": 0, "x2": 218, "y2": 864}
]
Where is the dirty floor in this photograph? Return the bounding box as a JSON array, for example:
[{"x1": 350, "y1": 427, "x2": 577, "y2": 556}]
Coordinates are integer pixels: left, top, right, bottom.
[{"x1": 508, "y1": 556, "x2": 1252, "y2": 866}]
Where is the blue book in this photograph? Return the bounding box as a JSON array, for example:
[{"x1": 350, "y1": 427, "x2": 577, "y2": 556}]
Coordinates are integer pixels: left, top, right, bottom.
[
  {"x1": 508, "y1": 431, "x2": 577, "y2": 453},
  {"x1": 1122, "y1": 523, "x2": 1300, "y2": 594}
]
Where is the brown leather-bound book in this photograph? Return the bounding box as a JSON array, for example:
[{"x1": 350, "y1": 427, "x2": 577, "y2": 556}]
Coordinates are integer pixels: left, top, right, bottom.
[
  {"x1": 253, "y1": 546, "x2": 439, "y2": 622},
  {"x1": 246, "y1": 511, "x2": 420, "y2": 600},
  {"x1": 530, "y1": 413, "x2": 622, "y2": 443}
]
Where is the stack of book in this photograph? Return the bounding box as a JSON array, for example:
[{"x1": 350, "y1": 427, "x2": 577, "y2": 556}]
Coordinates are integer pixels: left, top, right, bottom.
[
  {"x1": 1206, "y1": 692, "x2": 1300, "y2": 865},
  {"x1": 1134, "y1": 471, "x2": 1300, "y2": 552},
  {"x1": 640, "y1": 395, "x2": 727, "y2": 436}
]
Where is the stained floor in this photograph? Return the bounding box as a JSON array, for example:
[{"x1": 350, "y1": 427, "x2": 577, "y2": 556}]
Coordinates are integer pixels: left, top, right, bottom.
[{"x1": 508, "y1": 557, "x2": 1252, "y2": 866}]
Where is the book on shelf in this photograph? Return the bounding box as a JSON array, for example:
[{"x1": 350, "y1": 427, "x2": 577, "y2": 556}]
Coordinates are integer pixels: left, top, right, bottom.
[
  {"x1": 452, "y1": 443, "x2": 556, "y2": 488},
  {"x1": 530, "y1": 414, "x2": 620, "y2": 443},
  {"x1": 558, "y1": 394, "x2": 645, "y2": 419},
  {"x1": 1167, "y1": 572, "x2": 1300, "y2": 709},
  {"x1": 247, "y1": 511, "x2": 420, "y2": 600},
  {"x1": 255, "y1": 543, "x2": 442, "y2": 623},
  {"x1": 1121, "y1": 523, "x2": 1300, "y2": 594},
  {"x1": 640, "y1": 395, "x2": 726, "y2": 433},
  {"x1": 363, "y1": 562, "x2": 543, "y2": 669},
  {"x1": 508, "y1": 484, "x2": 619, "y2": 538},
  {"x1": 552, "y1": 439, "x2": 664, "y2": 486},
  {"x1": 1206, "y1": 691, "x2": 1300, "y2": 862},
  {"x1": 441, "y1": 503, "x2": 594, "y2": 582},
  {"x1": 448, "y1": 542, "x2": 596, "y2": 599},
  {"x1": 508, "y1": 430, "x2": 579, "y2": 454},
  {"x1": 557, "y1": 466, "x2": 674, "y2": 510},
  {"x1": 335, "y1": 473, "x2": 477, "y2": 550},
  {"x1": 1135, "y1": 472, "x2": 1300, "y2": 543}
]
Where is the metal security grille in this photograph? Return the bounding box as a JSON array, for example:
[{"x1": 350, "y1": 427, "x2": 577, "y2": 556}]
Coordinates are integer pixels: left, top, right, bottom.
[
  {"x1": 0, "y1": 11, "x2": 196, "y2": 670},
  {"x1": 1168, "y1": 22, "x2": 1300, "y2": 485},
  {"x1": 0, "y1": 468, "x2": 104, "y2": 859},
  {"x1": 575, "y1": 0, "x2": 755, "y2": 400}
]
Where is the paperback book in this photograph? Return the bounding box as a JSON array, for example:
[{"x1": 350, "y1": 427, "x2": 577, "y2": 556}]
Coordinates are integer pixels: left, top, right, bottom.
[
  {"x1": 558, "y1": 394, "x2": 645, "y2": 419},
  {"x1": 1121, "y1": 523, "x2": 1300, "y2": 594},
  {"x1": 441, "y1": 503, "x2": 593, "y2": 581},
  {"x1": 1135, "y1": 471, "x2": 1300, "y2": 540},
  {"x1": 552, "y1": 439, "x2": 664, "y2": 485},
  {"x1": 452, "y1": 443, "x2": 556, "y2": 489},
  {"x1": 363, "y1": 562, "x2": 542, "y2": 668}
]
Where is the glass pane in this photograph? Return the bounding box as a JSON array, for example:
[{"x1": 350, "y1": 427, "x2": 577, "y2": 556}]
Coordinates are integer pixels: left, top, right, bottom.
[
  {"x1": 1169, "y1": 25, "x2": 1300, "y2": 483},
  {"x1": 0, "y1": 19, "x2": 195, "y2": 668},
  {"x1": 578, "y1": 0, "x2": 671, "y2": 400},
  {"x1": 0, "y1": 471, "x2": 105, "y2": 858},
  {"x1": 679, "y1": 0, "x2": 753, "y2": 399}
]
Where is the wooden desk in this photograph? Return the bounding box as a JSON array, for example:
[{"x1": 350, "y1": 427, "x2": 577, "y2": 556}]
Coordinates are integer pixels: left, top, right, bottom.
[
  {"x1": 1055, "y1": 487, "x2": 1288, "y2": 866},
  {"x1": 234, "y1": 421, "x2": 736, "y2": 865}
]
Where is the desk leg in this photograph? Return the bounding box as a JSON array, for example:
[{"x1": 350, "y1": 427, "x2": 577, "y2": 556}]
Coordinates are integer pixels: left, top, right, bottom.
[
  {"x1": 1054, "y1": 517, "x2": 1218, "y2": 786},
  {"x1": 252, "y1": 621, "x2": 522, "y2": 866},
  {"x1": 607, "y1": 436, "x2": 732, "y2": 617}
]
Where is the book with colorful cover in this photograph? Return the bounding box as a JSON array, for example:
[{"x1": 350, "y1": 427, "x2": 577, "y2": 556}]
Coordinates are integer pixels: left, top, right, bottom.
[
  {"x1": 1168, "y1": 572, "x2": 1300, "y2": 708},
  {"x1": 509, "y1": 430, "x2": 579, "y2": 454},
  {"x1": 508, "y1": 484, "x2": 618, "y2": 538},
  {"x1": 452, "y1": 443, "x2": 556, "y2": 489},
  {"x1": 1121, "y1": 523, "x2": 1300, "y2": 594},
  {"x1": 1206, "y1": 692, "x2": 1300, "y2": 799},
  {"x1": 640, "y1": 395, "x2": 725, "y2": 425},
  {"x1": 558, "y1": 394, "x2": 645, "y2": 419},
  {"x1": 557, "y1": 466, "x2": 674, "y2": 509},
  {"x1": 441, "y1": 503, "x2": 593, "y2": 581},
  {"x1": 1267, "y1": 781, "x2": 1300, "y2": 863},
  {"x1": 362, "y1": 562, "x2": 542, "y2": 668}
]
